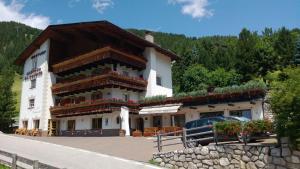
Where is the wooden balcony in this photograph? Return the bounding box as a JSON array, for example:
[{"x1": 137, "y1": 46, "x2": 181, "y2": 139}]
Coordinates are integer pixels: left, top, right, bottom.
[
  {"x1": 50, "y1": 99, "x2": 139, "y2": 117},
  {"x1": 52, "y1": 71, "x2": 147, "y2": 95},
  {"x1": 52, "y1": 46, "x2": 147, "y2": 74}
]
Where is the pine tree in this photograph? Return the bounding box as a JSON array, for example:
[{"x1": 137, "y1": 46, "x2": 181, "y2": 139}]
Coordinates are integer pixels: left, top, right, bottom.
[
  {"x1": 294, "y1": 38, "x2": 300, "y2": 65},
  {"x1": 0, "y1": 68, "x2": 17, "y2": 133}
]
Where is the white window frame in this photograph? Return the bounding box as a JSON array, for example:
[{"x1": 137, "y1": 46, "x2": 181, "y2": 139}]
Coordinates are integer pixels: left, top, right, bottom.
[
  {"x1": 30, "y1": 79, "x2": 36, "y2": 89},
  {"x1": 29, "y1": 98, "x2": 35, "y2": 109}
]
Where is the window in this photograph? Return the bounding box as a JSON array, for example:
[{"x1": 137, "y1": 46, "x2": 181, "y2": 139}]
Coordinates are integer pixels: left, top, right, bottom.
[
  {"x1": 92, "y1": 118, "x2": 102, "y2": 129},
  {"x1": 33, "y1": 119, "x2": 40, "y2": 129},
  {"x1": 230, "y1": 109, "x2": 252, "y2": 119},
  {"x1": 197, "y1": 119, "x2": 210, "y2": 127},
  {"x1": 153, "y1": 116, "x2": 162, "y2": 127},
  {"x1": 67, "y1": 120, "x2": 75, "y2": 131},
  {"x1": 123, "y1": 93, "x2": 129, "y2": 102},
  {"x1": 171, "y1": 114, "x2": 185, "y2": 127},
  {"x1": 29, "y1": 99, "x2": 35, "y2": 109},
  {"x1": 116, "y1": 116, "x2": 120, "y2": 125},
  {"x1": 113, "y1": 64, "x2": 117, "y2": 71},
  {"x1": 30, "y1": 79, "x2": 36, "y2": 89},
  {"x1": 122, "y1": 71, "x2": 129, "y2": 77},
  {"x1": 31, "y1": 56, "x2": 38, "y2": 69},
  {"x1": 92, "y1": 92, "x2": 103, "y2": 101},
  {"x1": 70, "y1": 97, "x2": 76, "y2": 104},
  {"x1": 199, "y1": 111, "x2": 224, "y2": 118},
  {"x1": 55, "y1": 98, "x2": 61, "y2": 106},
  {"x1": 105, "y1": 118, "x2": 109, "y2": 126},
  {"x1": 22, "y1": 120, "x2": 28, "y2": 129},
  {"x1": 156, "y1": 75, "x2": 162, "y2": 86}
]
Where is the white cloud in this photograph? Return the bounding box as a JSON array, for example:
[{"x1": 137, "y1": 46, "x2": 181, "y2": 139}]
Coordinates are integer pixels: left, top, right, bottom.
[
  {"x1": 92, "y1": 0, "x2": 113, "y2": 13},
  {"x1": 0, "y1": 0, "x2": 50, "y2": 29},
  {"x1": 168, "y1": 0, "x2": 213, "y2": 19},
  {"x1": 68, "y1": 0, "x2": 81, "y2": 8}
]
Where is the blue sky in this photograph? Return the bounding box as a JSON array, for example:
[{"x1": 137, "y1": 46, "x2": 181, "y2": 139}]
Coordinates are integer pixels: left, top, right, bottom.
[{"x1": 0, "y1": 0, "x2": 299, "y2": 37}]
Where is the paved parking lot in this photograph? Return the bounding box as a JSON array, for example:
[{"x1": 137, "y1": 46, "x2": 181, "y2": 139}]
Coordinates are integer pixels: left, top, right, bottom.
[
  {"x1": 0, "y1": 134, "x2": 162, "y2": 169},
  {"x1": 14, "y1": 135, "x2": 183, "y2": 162},
  {"x1": 14, "y1": 135, "x2": 277, "y2": 162}
]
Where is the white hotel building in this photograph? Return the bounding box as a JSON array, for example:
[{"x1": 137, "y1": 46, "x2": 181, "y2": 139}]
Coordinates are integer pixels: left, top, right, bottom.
[{"x1": 16, "y1": 21, "x2": 266, "y2": 136}]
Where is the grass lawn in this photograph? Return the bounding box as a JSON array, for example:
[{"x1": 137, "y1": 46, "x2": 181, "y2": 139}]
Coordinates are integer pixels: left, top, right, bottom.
[{"x1": 0, "y1": 164, "x2": 10, "y2": 169}]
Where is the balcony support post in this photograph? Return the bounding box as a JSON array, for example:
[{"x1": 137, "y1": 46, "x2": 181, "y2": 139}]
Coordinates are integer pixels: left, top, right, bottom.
[{"x1": 120, "y1": 106, "x2": 130, "y2": 136}]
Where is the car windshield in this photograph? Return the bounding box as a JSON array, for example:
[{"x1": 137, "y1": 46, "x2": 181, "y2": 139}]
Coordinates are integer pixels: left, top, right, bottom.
[
  {"x1": 236, "y1": 116, "x2": 251, "y2": 122},
  {"x1": 225, "y1": 116, "x2": 250, "y2": 122},
  {"x1": 209, "y1": 117, "x2": 224, "y2": 124}
]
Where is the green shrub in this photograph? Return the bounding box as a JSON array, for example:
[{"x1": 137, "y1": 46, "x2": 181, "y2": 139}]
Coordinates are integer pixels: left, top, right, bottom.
[
  {"x1": 213, "y1": 80, "x2": 267, "y2": 94},
  {"x1": 214, "y1": 119, "x2": 273, "y2": 136},
  {"x1": 214, "y1": 121, "x2": 242, "y2": 136},
  {"x1": 244, "y1": 119, "x2": 273, "y2": 133},
  {"x1": 174, "y1": 89, "x2": 208, "y2": 99},
  {"x1": 140, "y1": 95, "x2": 167, "y2": 103},
  {"x1": 268, "y1": 67, "x2": 300, "y2": 147}
]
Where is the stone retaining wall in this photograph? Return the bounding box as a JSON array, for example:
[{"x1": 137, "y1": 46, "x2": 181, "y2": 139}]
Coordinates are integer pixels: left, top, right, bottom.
[{"x1": 152, "y1": 139, "x2": 300, "y2": 169}]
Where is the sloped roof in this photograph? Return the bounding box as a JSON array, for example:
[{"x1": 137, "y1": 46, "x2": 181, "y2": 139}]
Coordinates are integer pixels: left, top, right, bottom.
[{"x1": 15, "y1": 20, "x2": 179, "y2": 65}]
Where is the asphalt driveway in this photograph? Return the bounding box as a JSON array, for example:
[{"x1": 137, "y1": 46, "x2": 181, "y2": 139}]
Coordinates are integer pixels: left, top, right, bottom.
[
  {"x1": 13, "y1": 135, "x2": 183, "y2": 163},
  {"x1": 13, "y1": 134, "x2": 276, "y2": 163},
  {"x1": 0, "y1": 133, "x2": 162, "y2": 169}
]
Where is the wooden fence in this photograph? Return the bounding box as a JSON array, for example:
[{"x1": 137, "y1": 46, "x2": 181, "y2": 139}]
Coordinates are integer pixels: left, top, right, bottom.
[
  {"x1": 0, "y1": 149, "x2": 62, "y2": 169},
  {"x1": 154, "y1": 125, "x2": 249, "y2": 152}
]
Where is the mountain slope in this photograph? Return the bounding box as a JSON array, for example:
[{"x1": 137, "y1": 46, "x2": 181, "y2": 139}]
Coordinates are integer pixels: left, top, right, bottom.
[
  {"x1": 0, "y1": 21, "x2": 41, "y2": 74},
  {"x1": 0, "y1": 22, "x2": 299, "y2": 113}
]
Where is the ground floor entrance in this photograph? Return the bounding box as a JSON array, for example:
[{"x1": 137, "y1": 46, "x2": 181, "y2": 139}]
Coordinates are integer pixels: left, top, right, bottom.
[{"x1": 47, "y1": 100, "x2": 264, "y2": 137}]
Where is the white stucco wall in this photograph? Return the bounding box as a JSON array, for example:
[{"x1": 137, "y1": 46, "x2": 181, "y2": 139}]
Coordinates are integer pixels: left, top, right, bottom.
[
  {"x1": 139, "y1": 100, "x2": 264, "y2": 128},
  {"x1": 143, "y1": 48, "x2": 173, "y2": 97},
  {"x1": 19, "y1": 39, "x2": 54, "y2": 131},
  {"x1": 179, "y1": 100, "x2": 264, "y2": 123},
  {"x1": 111, "y1": 88, "x2": 139, "y2": 102},
  {"x1": 59, "y1": 111, "x2": 122, "y2": 131}
]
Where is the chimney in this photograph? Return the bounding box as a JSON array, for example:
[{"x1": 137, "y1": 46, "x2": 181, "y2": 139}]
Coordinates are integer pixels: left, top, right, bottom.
[{"x1": 145, "y1": 31, "x2": 154, "y2": 43}]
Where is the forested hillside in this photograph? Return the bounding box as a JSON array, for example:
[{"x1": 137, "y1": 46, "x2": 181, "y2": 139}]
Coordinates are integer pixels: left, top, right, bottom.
[
  {"x1": 129, "y1": 28, "x2": 300, "y2": 93},
  {"x1": 0, "y1": 22, "x2": 41, "y2": 74},
  {"x1": 0, "y1": 21, "x2": 299, "y2": 106}
]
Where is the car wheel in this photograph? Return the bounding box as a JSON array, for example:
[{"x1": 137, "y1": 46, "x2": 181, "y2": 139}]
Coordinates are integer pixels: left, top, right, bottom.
[
  {"x1": 237, "y1": 133, "x2": 251, "y2": 143},
  {"x1": 186, "y1": 137, "x2": 198, "y2": 148}
]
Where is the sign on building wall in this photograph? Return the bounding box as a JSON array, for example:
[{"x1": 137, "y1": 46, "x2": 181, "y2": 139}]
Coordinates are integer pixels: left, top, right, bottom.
[{"x1": 24, "y1": 50, "x2": 46, "y2": 81}]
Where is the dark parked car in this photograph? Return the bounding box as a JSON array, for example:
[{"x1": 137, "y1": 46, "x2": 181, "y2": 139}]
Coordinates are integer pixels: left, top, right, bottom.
[
  {"x1": 183, "y1": 116, "x2": 268, "y2": 147},
  {"x1": 184, "y1": 116, "x2": 225, "y2": 147}
]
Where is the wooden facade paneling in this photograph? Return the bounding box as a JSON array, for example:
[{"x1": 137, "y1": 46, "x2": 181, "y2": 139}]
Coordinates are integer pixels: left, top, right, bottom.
[
  {"x1": 52, "y1": 71, "x2": 147, "y2": 95},
  {"x1": 52, "y1": 46, "x2": 147, "y2": 73},
  {"x1": 50, "y1": 99, "x2": 139, "y2": 117}
]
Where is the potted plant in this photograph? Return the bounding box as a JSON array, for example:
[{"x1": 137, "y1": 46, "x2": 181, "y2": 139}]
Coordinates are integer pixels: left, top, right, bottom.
[{"x1": 119, "y1": 129, "x2": 126, "y2": 137}]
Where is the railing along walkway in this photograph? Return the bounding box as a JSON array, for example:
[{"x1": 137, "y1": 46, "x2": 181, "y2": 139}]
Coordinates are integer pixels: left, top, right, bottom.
[{"x1": 0, "y1": 149, "x2": 62, "y2": 169}]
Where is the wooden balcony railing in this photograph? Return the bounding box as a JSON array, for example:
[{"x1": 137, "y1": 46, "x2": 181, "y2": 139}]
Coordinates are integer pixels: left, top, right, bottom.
[
  {"x1": 50, "y1": 99, "x2": 139, "y2": 117},
  {"x1": 52, "y1": 46, "x2": 147, "y2": 74},
  {"x1": 52, "y1": 71, "x2": 147, "y2": 95}
]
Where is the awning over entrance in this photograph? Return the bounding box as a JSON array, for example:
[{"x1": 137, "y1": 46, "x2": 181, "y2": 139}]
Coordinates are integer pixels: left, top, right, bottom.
[{"x1": 139, "y1": 104, "x2": 182, "y2": 115}]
